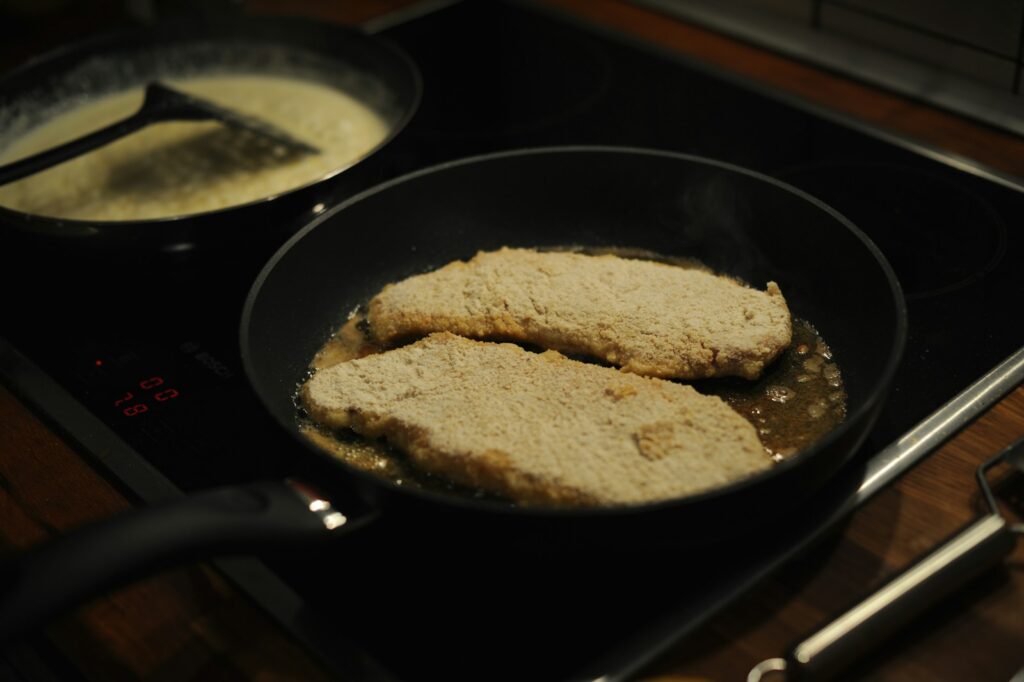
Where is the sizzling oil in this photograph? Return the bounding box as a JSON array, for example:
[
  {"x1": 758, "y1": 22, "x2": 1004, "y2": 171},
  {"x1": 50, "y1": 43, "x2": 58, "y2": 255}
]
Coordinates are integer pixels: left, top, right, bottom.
[
  {"x1": 298, "y1": 249, "x2": 848, "y2": 497},
  {"x1": 300, "y1": 312, "x2": 503, "y2": 496},
  {"x1": 697, "y1": 320, "x2": 845, "y2": 459},
  {"x1": 299, "y1": 315, "x2": 504, "y2": 497}
]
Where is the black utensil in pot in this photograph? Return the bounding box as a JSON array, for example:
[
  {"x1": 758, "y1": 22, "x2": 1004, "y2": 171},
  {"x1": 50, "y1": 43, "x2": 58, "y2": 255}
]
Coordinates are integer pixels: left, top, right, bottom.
[
  {"x1": 0, "y1": 147, "x2": 906, "y2": 642},
  {"x1": 0, "y1": 15, "x2": 420, "y2": 255},
  {"x1": 0, "y1": 81, "x2": 318, "y2": 186}
]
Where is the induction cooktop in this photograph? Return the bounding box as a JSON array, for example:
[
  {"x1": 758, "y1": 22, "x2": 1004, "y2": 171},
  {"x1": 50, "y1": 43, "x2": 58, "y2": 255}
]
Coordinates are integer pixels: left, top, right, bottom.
[{"x1": 1, "y1": 2, "x2": 1022, "y2": 680}]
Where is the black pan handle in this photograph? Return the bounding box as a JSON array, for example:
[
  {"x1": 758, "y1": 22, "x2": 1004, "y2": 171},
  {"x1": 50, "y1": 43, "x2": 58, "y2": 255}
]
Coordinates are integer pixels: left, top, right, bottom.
[
  {"x1": 0, "y1": 479, "x2": 377, "y2": 641},
  {"x1": 748, "y1": 514, "x2": 1016, "y2": 681}
]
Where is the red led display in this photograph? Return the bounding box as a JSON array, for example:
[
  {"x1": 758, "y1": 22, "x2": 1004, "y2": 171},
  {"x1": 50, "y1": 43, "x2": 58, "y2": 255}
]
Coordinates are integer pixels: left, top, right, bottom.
[{"x1": 115, "y1": 376, "x2": 180, "y2": 417}]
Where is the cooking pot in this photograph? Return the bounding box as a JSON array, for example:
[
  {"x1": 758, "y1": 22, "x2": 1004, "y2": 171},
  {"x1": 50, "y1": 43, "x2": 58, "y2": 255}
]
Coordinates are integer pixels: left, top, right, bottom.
[
  {"x1": 0, "y1": 146, "x2": 907, "y2": 640},
  {"x1": 0, "y1": 14, "x2": 420, "y2": 256}
]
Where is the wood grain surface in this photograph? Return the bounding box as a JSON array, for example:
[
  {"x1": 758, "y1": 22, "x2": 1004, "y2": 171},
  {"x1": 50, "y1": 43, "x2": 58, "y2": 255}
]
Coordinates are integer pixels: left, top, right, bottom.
[
  {"x1": 1, "y1": 1, "x2": 1022, "y2": 680},
  {"x1": 0, "y1": 385, "x2": 332, "y2": 682}
]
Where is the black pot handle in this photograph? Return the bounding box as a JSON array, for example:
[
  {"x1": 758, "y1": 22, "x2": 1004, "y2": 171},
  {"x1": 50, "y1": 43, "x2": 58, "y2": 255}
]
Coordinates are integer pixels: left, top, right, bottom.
[{"x1": 0, "y1": 479, "x2": 377, "y2": 640}]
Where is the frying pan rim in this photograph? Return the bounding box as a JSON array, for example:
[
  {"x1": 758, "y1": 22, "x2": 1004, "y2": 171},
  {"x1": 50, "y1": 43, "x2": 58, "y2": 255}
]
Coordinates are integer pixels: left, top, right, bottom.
[
  {"x1": 0, "y1": 14, "x2": 422, "y2": 229},
  {"x1": 240, "y1": 144, "x2": 909, "y2": 518}
]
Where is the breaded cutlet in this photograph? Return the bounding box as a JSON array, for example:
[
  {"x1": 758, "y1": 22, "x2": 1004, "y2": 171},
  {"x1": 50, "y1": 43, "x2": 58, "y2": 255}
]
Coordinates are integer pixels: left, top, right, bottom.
[
  {"x1": 367, "y1": 248, "x2": 792, "y2": 380},
  {"x1": 303, "y1": 332, "x2": 771, "y2": 506}
]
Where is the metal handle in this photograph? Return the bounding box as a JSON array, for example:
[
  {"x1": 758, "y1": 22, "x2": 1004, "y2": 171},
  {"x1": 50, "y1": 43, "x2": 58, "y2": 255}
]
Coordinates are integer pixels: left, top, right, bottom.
[
  {"x1": 750, "y1": 514, "x2": 1016, "y2": 681},
  {"x1": 0, "y1": 479, "x2": 376, "y2": 641}
]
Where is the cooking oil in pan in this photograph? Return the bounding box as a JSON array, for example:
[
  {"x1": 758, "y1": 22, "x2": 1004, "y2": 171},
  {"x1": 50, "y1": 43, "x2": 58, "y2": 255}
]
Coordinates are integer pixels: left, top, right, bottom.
[{"x1": 296, "y1": 249, "x2": 847, "y2": 501}]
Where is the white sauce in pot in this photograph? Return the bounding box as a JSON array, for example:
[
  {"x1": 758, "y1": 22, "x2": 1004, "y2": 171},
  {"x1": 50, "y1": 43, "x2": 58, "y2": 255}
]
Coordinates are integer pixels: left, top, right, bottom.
[{"x1": 0, "y1": 74, "x2": 391, "y2": 221}]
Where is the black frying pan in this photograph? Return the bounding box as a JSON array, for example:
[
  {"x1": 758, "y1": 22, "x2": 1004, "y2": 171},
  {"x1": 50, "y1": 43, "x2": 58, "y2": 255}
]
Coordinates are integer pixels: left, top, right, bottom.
[
  {"x1": 0, "y1": 15, "x2": 420, "y2": 256},
  {"x1": 0, "y1": 147, "x2": 906, "y2": 641}
]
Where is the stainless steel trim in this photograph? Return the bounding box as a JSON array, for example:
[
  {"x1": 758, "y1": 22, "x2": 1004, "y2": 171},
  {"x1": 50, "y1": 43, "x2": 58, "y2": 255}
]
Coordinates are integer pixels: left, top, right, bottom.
[
  {"x1": 283, "y1": 478, "x2": 349, "y2": 531},
  {"x1": 361, "y1": 0, "x2": 464, "y2": 34},
  {"x1": 526, "y1": 0, "x2": 1024, "y2": 194},
  {"x1": 794, "y1": 514, "x2": 1008, "y2": 659},
  {"x1": 851, "y1": 345, "x2": 1024, "y2": 508},
  {"x1": 574, "y1": 346, "x2": 1024, "y2": 682},
  {"x1": 631, "y1": 0, "x2": 1024, "y2": 139}
]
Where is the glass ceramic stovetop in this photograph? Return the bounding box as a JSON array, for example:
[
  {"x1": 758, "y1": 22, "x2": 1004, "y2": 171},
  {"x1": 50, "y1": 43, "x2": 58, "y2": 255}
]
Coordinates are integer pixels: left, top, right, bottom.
[{"x1": 1, "y1": 2, "x2": 1022, "y2": 680}]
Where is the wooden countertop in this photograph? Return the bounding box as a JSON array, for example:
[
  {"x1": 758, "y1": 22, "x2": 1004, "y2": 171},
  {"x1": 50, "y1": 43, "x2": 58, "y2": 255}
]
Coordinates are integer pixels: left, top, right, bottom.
[{"x1": 1, "y1": 1, "x2": 1022, "y2": 680}]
